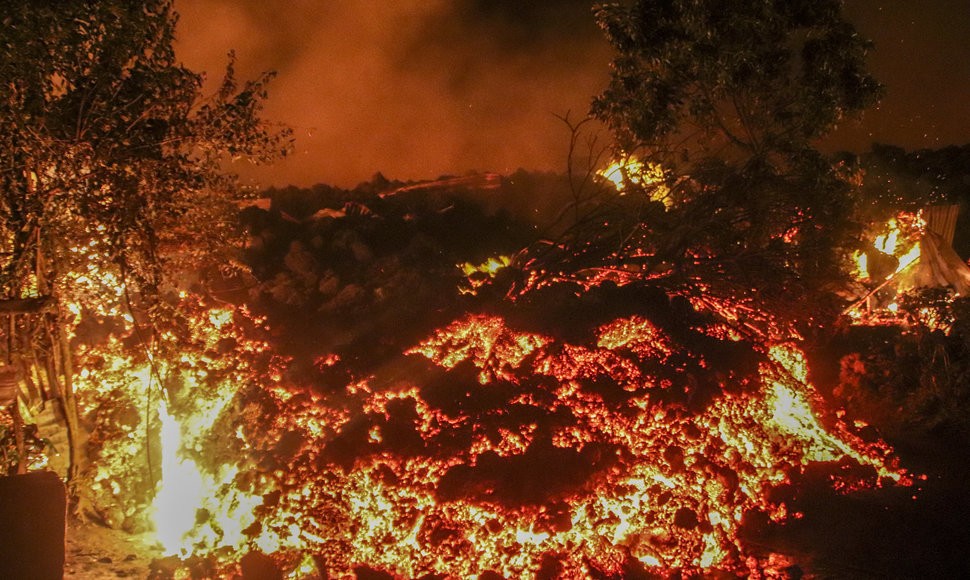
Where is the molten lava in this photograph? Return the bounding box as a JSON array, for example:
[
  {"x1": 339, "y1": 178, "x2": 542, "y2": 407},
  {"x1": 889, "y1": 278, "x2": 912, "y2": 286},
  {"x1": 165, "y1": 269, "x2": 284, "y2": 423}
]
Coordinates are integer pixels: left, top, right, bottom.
[
  {"x1": 65, "y1": 261, "x2": 909, "y2": 577},
  {"x1": 181, "y1": 304, "x2": 902, "y2": 578}
]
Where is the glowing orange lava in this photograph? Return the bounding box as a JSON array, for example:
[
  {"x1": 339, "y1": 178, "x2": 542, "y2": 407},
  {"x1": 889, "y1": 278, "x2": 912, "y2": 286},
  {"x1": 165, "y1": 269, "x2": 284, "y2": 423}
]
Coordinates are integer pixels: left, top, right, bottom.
[
  {"x1": 69, "y1": 286, "x2": 908, "y2": 578},
  {"x1": 214, "y1": 308, "x2": 906, "y2": 578}
]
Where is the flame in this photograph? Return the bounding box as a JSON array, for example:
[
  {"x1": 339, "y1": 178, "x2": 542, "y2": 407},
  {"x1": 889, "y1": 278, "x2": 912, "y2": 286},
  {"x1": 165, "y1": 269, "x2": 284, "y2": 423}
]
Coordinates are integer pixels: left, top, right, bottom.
[
  {"x1": 600, "y1": 158, "x2": 647, "y2": 190},
  {"x1": 896, "y1": 242, "x2": 921, "y2": 274},
  {"x1": 599, "y1": 158, "x2": 671, "y2": 207},
  {"x1": 881, "y1": 214, "x2": 923, "y2": 274},
  {"x1": 73, "y1": 300, "x2": 280, "y2": 560},
  {"x1": 460, "y1": 255, "x2": 511, "y2": 278},
  {"x1": 854, "y1": 214, "x2": 924, "y2": 284},
  {"x1": 459, "y1": 255, "x2": 513, "y2": 294},
  {"x1": 152, "y1": 395, "x2": 265, "y2": 559},
  {"x1": 874, "y1": 222, "x2": 900, "y2": 256},
  {"x1": 848, "y1": 212, "x2": 926, "y2": 320},
  {"x1": 852, "y1": 250, "x2": 870, "y2": 281},
  {"x1": 153, "y1": 399, "x2": 205, "y2": 555}
]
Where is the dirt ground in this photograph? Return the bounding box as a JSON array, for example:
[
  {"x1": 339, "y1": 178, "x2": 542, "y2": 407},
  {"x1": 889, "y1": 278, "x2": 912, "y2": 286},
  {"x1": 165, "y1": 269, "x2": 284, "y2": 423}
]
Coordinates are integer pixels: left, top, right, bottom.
[{"x1": 65, "y1": 520, "x2": 160, "y2": 580}]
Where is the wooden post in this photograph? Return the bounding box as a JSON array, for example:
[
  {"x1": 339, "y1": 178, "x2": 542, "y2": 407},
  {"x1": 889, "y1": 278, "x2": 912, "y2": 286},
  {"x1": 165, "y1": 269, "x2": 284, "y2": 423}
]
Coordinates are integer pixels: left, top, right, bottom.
[
  {"x1": 0, "y1": 365, "x2": 22, "y2": 475},
  {"x1": 10, "y1": 402, "x2": 26, "y2": 475}
]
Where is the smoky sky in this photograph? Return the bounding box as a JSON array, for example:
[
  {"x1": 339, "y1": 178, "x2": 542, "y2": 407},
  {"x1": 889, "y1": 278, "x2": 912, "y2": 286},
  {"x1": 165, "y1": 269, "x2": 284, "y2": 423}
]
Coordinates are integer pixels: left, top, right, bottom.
[
  {"x1": 830, "y1": 0, "x2": 970, "y2": 154},
  {"x1": 174, "y1": 0, "x2": 610, "y2": 188},
  {"x1": 174, "y1": 0, "x2": 970, "y2": 189}
]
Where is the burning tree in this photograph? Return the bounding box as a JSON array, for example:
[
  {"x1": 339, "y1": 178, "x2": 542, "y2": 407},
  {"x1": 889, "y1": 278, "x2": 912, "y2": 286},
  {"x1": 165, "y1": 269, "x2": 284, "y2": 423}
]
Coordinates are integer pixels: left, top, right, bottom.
[{"x1": 0, "y1": 0, "x2": 288, "y2": 487}]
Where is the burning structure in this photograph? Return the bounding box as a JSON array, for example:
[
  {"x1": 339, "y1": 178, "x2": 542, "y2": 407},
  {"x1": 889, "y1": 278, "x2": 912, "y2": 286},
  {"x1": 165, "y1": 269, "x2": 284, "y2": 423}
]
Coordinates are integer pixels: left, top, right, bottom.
[{"x1": 846, "y1": 206, "x2": 970, "y2": 322}]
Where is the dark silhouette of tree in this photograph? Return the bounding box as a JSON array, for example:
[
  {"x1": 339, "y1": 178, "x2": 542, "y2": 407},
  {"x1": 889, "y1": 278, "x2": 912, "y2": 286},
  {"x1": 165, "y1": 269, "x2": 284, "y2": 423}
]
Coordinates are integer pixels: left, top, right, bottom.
[
  {"x1": 592, "y1": 0, "x2": 880, "y2": 168},
  {"x1": 0, "y1": 0, "x2": 289, "y2": 484},
  {"x1": 527, "y1": 0, "x2": 883, "y2": 330}
]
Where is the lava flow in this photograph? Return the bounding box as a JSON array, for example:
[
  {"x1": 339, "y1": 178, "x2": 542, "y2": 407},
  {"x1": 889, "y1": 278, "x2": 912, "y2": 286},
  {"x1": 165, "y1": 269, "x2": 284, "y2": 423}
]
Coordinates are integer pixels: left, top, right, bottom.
[
  {"x1": 63, "y1": 249, "x2": 910, "y2": 578},
  {"x1": 95, "y1": 291, "x2": 904, "y2": 578}
]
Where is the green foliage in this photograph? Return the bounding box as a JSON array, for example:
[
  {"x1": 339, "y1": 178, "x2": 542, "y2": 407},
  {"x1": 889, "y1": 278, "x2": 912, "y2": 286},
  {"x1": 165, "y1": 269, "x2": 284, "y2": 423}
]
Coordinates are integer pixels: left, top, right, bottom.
[{"x1": 0, "y1": 0, "x2": 291, "y2": 307}]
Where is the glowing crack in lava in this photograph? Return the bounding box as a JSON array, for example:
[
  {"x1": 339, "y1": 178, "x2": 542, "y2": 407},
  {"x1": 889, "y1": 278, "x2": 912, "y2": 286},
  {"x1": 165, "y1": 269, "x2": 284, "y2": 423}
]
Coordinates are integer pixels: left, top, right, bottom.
[{"x1": 231, "y1": 308, "x2": 907, "y2": 578}]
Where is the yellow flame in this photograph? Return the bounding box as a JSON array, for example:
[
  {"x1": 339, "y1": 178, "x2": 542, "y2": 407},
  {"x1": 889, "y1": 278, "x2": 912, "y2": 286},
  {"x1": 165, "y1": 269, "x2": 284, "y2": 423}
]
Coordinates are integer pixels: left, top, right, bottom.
[
  {"x1": 874, "y1": 221, "x2": 899, "y2": 255},
  {"x1": 459, "y1": 255, "x2": 513, "y2": 294},
  {"x1": 460, "y1": 255, "x2": 511, "y2": 278},
  {"x1": 896, "y1": 243, "x2": 921, "y2": 274},
  {"x1": 853, "y1": 213, "x2": 924, "y2": 285},
  {"x1": 153, "y1": 399, "x2": 205, "y2": 556},
  {"x1": 150, "y1": 389, "x2": 268, "y2": 558},
  {"x1": 601, "y1": 158, "x2": 646, "y2": 190},
  {"x1": 852, "y1": 250, "x2": 869, "y2": 281},
  {"x1": 598, "y1": 158, "x2": 671, "y2": 206}
]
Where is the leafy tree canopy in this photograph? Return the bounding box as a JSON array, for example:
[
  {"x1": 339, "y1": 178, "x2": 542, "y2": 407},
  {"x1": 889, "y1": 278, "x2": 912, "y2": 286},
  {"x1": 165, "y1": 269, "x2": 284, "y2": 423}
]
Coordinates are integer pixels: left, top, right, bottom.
[
  {"x1": 592, "y1": 0, "x2": 881, "y2": 171},
  {"x1": 0, "y1": 0, "x2": 290, "y2": 480},
  {"x1": 542, "y1": 0, "x2": 885, "y2": 329},
  {"x1": 0, "y1": 0, "x2": 291, "y2": 308}
]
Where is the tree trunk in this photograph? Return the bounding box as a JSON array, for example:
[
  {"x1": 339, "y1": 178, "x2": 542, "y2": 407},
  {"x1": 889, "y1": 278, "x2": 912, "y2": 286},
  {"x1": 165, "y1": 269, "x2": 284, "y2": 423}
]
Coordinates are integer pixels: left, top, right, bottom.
[
  {"x1": 53, "y1": 317, "x2": 84, "y2": 486},
  {"x1": 11, "y1": 402, "x2": 26, "y2": 475}
]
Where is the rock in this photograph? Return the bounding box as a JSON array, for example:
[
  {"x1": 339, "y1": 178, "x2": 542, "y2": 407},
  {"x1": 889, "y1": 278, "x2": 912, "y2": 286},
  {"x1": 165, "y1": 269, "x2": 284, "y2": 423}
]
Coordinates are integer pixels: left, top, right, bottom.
[{"x1": 673, "y1": 506, "x2": 699, "y2": 530}]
